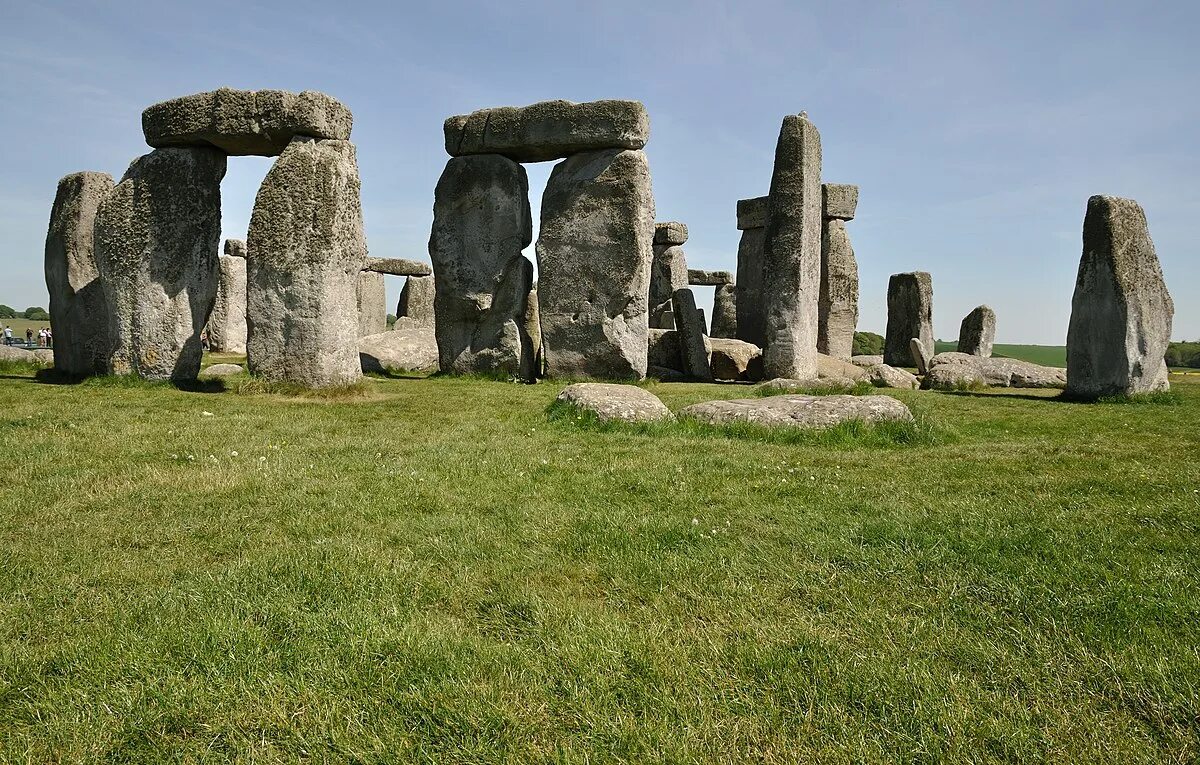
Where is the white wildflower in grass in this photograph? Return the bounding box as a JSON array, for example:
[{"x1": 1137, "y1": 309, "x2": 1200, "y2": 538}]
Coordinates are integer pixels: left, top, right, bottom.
[
  {"x1": 202, "y1": 411, "x2": 213, "y2": 417},
  {"x1": 691, "y1": 518, "x2": 698, "y2": 526},
  {"x1": 230, "y1": 451, "x2": 238, "y2": 457}
]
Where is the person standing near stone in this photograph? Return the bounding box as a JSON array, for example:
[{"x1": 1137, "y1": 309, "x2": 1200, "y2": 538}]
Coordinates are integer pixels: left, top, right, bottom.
[
  {"x1": 884, "y1": 271, "x2": 934, "y2": 368},
  {"x1": 957, "y1": 305, "x2": 995, "y2": 357},
  {"x1": 817, "y1": 183, "x2": 859, "y2": 360}
]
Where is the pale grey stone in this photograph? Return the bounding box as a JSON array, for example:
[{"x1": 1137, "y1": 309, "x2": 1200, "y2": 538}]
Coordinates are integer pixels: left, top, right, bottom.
[
  {"x1": 359, "y1": 327, "x2": 438, "y2": 374},
  {"x1": 142, "y1": 88, "x2": 352, "y2": 157},
  {"x1": 524, "y1": 288, "x2": 542, "y2": 378},
  {"x1": 208, "y1": 254, "x2": 247, "y2": 353},
  {"x1": 708, "y1": 337, "x2": 761, "y2": 381},
  {"x1": 224, "y1": 238, "x2": 246, "y2": 258},
  {"x1": 910, "y1": 338, "x2": 932, "y2": 375},
  {"x1": 650, "y1": 243, "x2": 688, "y2": 329},
  {"x1": 681, "y1": 393, "x2": 913, "y2": 429},
  {"x1": 1067, "y1": 195, "x2": 1174, "y2": 399},
  {"x1": 822, "y1": 183, "x2": 858, "y2": 221},
  {"x1": 865, "y1": 363, "x2": 919, "y2": 390},
  {"x1": 429, "y1": 154, "x2": 534, "y2": 379},
  {"x1": 762, "y1": 113, "x2": 822, "y2": 380},
  {"x1": 884, "y1": 272, "x2": 933, "y2": 367},
  {"x1": 246, "y1": 137, "x2": 364, "y2": 387},
  {"x1": 957, "y1": 305, "x2": 995, "y2": 357},
  {"x1": 95, "y1": 147, "x2": 225, "y2": 381},
  {"x1": 688, "y1": 269, "x2": 733, "y2": 286},
  {"x1": 0, "y1": 346, "x2": 35, "y2": 362},
  {"x1": 396, "y1": 274, "x2": 435, "y2": 327},
  {"x1": 928, "y1": 352, "x2": 1066, "y2": 388},
  {"x1": 735, "y1": 225, "x2": 767, "y2": 346},
  {"x1": 922, "y1": 363, "x2": 985, "y2": 390},
  {"x1": 673, "y1": 288, "x2": 714, "y2": 382},
  {"x1": 555, "y1": 382, "x2": 673, "y2": 423},
  {"x1": 818, "y1": 218, "x2": 858, "y2": 360},
  {"x1": 818, "y1": 352, "x2": 870, "y2": 382},
  {"x1": 736, "y1": 196, "x2": 769, "y2": 230},
  {"x1": 445, "y1": 99, "x2": 650, "y2": 163},
  {"x1": 44, "y1": 171, "x2": 114, "y2": 376},
  {"x1": 654, "y1": 221, "x2": 688, "y2": 245},
  {"x1": 647, "y1": 328, "x2": 682, "y2": 373},
  {"x1": 200, "y1": 363, "x2": 243, "y2": 377},
  {"x1": 537, "y1": 148, "x2": 654, "y2": 380},
  {"x1": 711, "y1": 284, "x2": 737, "y2": 339},
  {"x1": 356, "y1": 270, "x2": 387, "y2": 337},
  {"x1": 851, "y1": 355, "x2": 884, "y2": 367},
  {"x1": 363, "y1": 257, "x2": 432, "y2": 276}
]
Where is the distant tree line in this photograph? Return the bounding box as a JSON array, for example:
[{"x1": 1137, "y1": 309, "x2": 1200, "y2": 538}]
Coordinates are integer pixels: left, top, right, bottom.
[
  {"x1": 0, "y1": 305, "x2": 49, "y2": 321},
  {"x1": 852, "y1": 331, "x2": 884, "y2": 356},
  {"x1": 1167, "y1": 342, "x2": 1200, "y2": 368}
]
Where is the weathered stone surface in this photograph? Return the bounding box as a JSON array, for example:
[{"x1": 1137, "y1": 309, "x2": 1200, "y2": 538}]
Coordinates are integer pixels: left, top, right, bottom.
[
  {"x1": 524, "y1": 289, "x2": 543, "y2": 378},
  {"x1": 681, "y1": 393, "x2": 913, "y2": 429},
  {"x1": 818, "y1": 352, "x2": 870, "y2": 382},
  {"x1": 647, "y1": 328, "x2": 682, "y2": 372},
  {"x1": 1067, "y1": 195, "x2": 1174, "y2": 399},
  {"x1": 851, "y1": 355, "x2": 884, "y2": 367},
  {"x1": 648, "y1": 365, "x2": 687, "y2": 382},
  {"x1": 0, "y1": 346, "x2": 36, "y2": 363},
  {"x1": 736, "y1": 196, "x2": 769, "y2": 230},
  {"x1": 884, "y1": 272, "x2": 933, "y2": 367},
  {"x1": 687, "y1": 269, "x2": 733, "y2": 287},
  {"x1": 537, "y1": 148, "x2": 654, "y2": 380},
  {"x1": 958, "y1": 305, "x2": 996, "y2": 357},
  {"x1": 922, "y1": 363, "x2": 984, "y2": 390},
  {"x1": 818, "y1": 218, "x2": 858, "y2": 359},
  {"x1": 709, "y1": 337, "x2": 761, "y2": 381},
  {"x1": 356, "y1": 270, "x2": 387, "y2": 337},
  {"x1": 95, "y1": 147, "x2": 225, "y2": 380},
  {"x1": 735, "y1": 225, "x2": 767, "y2": 347},
  {"x1": 654, "y1": 221, "x2": 688, "y2": 245},
  {"x1": 200, "y1": 362, "x2": 243, "y2": 377},
  {"x1": 928, "y1": 352, "x2": 1066, "y2": 388},
  {"x1": 822, "y1": 183, "x2": 858, "y2": 221},
  {"x1": 363, "y1": 257, "x2": 432, "y2": 276},
  {"x1": 208, "y1": 254, "x2": 247, "y2": 353},
  {"x1": 246, "y1": 138, "x2": 364, "y2": 387},
  {"x1": 445, "y1": 99, "x2": 650, "y2": 163},
  {"x1": 44, "y1": 171, "x2": 114, "y2": 376},
  {"x1": 358, "y1": 327, "x2": 438, "y2": 374},
  {"x1": 555, "y1": 382, "x2": 673, "y2": 423},
  {"x1": 224, "y1": 238, "x2": 246, "y2": 258},
  {"x1": 650, "y1": 243, "x2": 688, "y2": 329},
  {"x1": 396, "y1": 274, "x2": 435, "y2": 327},
  {"x1": 762, "y1": 113, "x2": 822, "y2": 380},
  {"x1": 910, "y1": 338, "x2": 932, "y2": 375},
  {"x1": 429, "y1": 154, "x2": 534, "y2": 379},
  {"x1": 673, "y1": 288, "x2": 713, "y2": 382},
  {"x1": 711, "y1": 284, "x2": 737, "y2": 338},
  {"x1": 865, "y1": 363, "x2": 919, "y2": 389},
  {"x1": 142, "y1": 88, "x2": 352, "y2": 157}
]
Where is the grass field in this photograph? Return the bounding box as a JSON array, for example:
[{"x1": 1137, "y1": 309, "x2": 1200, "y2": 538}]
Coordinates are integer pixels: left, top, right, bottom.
[
  {"x1": 1, "y1": 318, "x2": 53, "y2": 343},
  {"x1": 1, "y1": 362, "x2": 1198, "y2": 762}
]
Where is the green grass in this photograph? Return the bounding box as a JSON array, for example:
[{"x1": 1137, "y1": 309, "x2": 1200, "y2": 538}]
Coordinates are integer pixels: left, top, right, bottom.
[{"x1": 1, "y1": 369, "x2": 1198, "y2": 762}]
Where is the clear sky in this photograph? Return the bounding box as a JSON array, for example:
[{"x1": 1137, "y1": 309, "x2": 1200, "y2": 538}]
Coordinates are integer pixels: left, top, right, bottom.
[{"x1": 1, "y1": 0, "x2": 1196, "y2": 343}]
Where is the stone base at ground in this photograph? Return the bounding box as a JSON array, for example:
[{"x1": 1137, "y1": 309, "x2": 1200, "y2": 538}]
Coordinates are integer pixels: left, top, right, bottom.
[
  {"x1": 680, "y1": 393, "x2": 913, "y2": 429},
  {"x1": 200, "y1": 363, "x2": 244, "y2": 377},
  {"x1": 709, "y1": 338, "x2": 762, "y2": 381},
  {"x1": 555, "y1": 383, "x2": 673, "y2": 423}
]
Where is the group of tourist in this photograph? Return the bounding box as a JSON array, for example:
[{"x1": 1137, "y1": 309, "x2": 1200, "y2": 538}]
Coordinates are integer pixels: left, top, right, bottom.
[{"x1": 2, "y1": 325, "x2": 52, "y2": 348}]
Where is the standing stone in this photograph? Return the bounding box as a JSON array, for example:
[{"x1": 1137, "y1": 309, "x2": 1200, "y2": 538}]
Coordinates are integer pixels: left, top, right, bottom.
[
  {"x1": 673, "y1": 288, "x2": 713, "y2": 382},
  {"x1": 356, "y1": 270, "x2": 387, "y2": 337},
  {"x1": 650, "y1": 222, "x2": 689, "y2": 329},
  {"x1": 397, "y1": 274, "x2": 435, "y2": 327},
  {"x1": 1066, "y1": 195, "x2": 1174, "y2": 398},
  {"x1": 711, "y1": 284, "x2": 737, "y2": 338},
  {"x1": 818, "y1": 218, "x2": 858, "y2": 359},
  {"x1": 208, "y1": 250, "x2": 248, "y2": 353},
  {"x1": 537, "y1": 148, "x2": 654, "y2": 380},
  {"x1": 94, "y1": 147, "x2": 225, "y2": 380},
  {"x1": 246, "y1": 137, "x2": 364, "y2": 387},
  {"x1": 735, "y1": 196, "x2": 769, "y2": 347},
  {"x1": 224, "y1": 238, "x2": 247, "y2": 258},
  {"x1": 44, "y1": 171, "x2": 114, "y2": 376},
  {"x1": 958, "y1": 305, "x2": 996, "y2": 357},
  {"x1": 761, "y1": 113, "x2": 822, "y2": 380},
  {"x1": 429, "y1": 154, "x2": 534, "y2": 379},
  {"x1": 524, "y1": 289, "x2": 542, "y2": 378},
  {"x1": 884, "y1": 271, "x2": 933, "y2": 367}
]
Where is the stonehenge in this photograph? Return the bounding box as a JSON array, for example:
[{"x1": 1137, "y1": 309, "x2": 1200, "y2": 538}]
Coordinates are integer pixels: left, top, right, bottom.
[
  {"x1": 208, "y1": 239, "x2": 248, "y2": 353},
  {"x1": 817, "y1": 184, "x2": 859, "y2": 360},
  {"x1": 1066, "y1": 195, "x2": 1173, "y2": 398},
  {"x1": 364, "y1": 257, "x2": 432, "y2": 277},
  {"x1": 650, "y1": 222, "x2": 689, "y2": 329},
  {"x1": 445, "y1": 100, "x2": 650, "y2": 163},
  {"x1": 958, "y1": 305, "x2": 995, "y2": 357},
  {"x1": 735, "y1": 196, "x2": 769, "y2": 347},
  {"x1": 884, "y1": 272, "x2": 934, "y2": 368},
  {"x1": 397, "y1": 275, "x2": 436, "y2": 327},
  {"x1": 672, "y1": 288, "x2": 714, "y2": 382},
  {"x1": 710, "y1": 284, "x2": 737, "y2": 339},
  {"x1": 356, "y1": 270, "x2": 387, "y2": 337}
]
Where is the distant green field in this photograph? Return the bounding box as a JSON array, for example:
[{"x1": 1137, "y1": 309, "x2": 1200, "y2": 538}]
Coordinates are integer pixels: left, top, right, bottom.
[
  {"x1": 934, "y1": 341, "x2": 1067, "y2": 367},
  {"x1": 0, "y1": 318, "x2": 53, "y2": 343}
]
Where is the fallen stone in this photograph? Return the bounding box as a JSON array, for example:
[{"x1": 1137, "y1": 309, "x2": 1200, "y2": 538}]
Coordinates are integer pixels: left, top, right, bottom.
[
  {"x1": 445, "y1": 99, "x2": 650, "y2": 163},
  {"x1": 884, "y1": 271, "x2": 933, "y2": 367},
  {"x1": 0, "y1": 346, "x2": 35, "y2": 363},
  {"x1": 356, "y1": 270, "x2": 387, "y2": 337},
  {"x1": 673, "y1": 288, "x2": 714, "y2": 382},
  {"x1": 142, "y1": 88, "x2": 352, "y2": 157},
  {"x1": 44, "y1": 171, "x2": 114, "y2": 376},
  {"x1": 555, "y1": 382, "x2": 673, "y2": 423},
  {"x1": 654, "y1": 221, "x2": 688, "y2": 245},
  {"x1": 818, "y1": 353, "x2": 870, "y2": 382},
  {"x1": 736, "y1": 196, "x2": 769, "y2": 230},
  {"x1": 687, "y1": 269, "x2": 734, "y2": 286},
  {"x1": 537, "y1": 148, "x2": 654, "y2": 380},
  {"x1": 1067, "y1": 195, "x2": 1174, "y2": 398},
  {"x1": 851, "y1": 355, "x2": 884, "y2": 367},
  {"x1": 681, "y1": 392, "x2": 913, "y2": 430},
  {"x1": 396, "y1": 274, "x2": 435, "y2": 327},
  {"x1": 358, "y1": 327, "x2": 439, "y2": 374},
  {"x1": 822, "y1": 183, "x2": 858, "y2": 220},
  {"x1": 957, "y1": 305, "x2": 995, "y2": 357},
  {"x1": 224, "y1": 238, "x2": 246, "y2": 258},
  {"x1": 922, "y1": 363, "x2": 984, "y2": 390},
  {"x1": 95, "y1": 147, "x2": 225, "y2": 380},
  {"x1": 709, "y1": 337, "x2": 761, "y2": 381},
  {"x1": 928, "y1": 352, "x2": 1066, "y2": 388},
  {"x1": 208, "y1": 253, "x2": 247, "y2": 353},
  {"x1": 910, "y1": 338, "x2": 932, "y2": 375},
  {"x1": 711, "y1": 284, "x2": 737, "y2": 338},
  {"x1": 200, "y1": 363, "x2": 243, "y2": 377},
  {"x1": 363, "y1": 257, "x2": 432, "y2": 277},
  {"x1": 246, "y1": 137, "x2": 364, "y2": 387},
  {"x1": 865, "y1": 363, "x2": 919, "y2": 390},
  {"x1": 817, "y1": 218, "x2": 858, "y2": 359}
]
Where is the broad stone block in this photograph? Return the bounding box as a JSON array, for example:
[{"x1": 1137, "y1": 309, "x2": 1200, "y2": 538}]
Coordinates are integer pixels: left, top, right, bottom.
[
  {"x1": 647, "y1": 328, "x2": 682, "y2": 372},
  {"x1": 884, "y1": 271, "x2": 933, "y2": 367},
  {"x1": 681, "y1": 394, "x2": 912, "y2": 430},
  {"x1": 817, "y1": 218, "x2": 858, "y2": 359},
  {"x1": 957, "y1": 305, "x2": 995, "y2": 357},
  {"x1": 246, "y1": 137, "x2": 365, "y2": 387},
  {"x1": 397, "y1": 274, "x2": 435, "y2": 327},
  {"x1": 709, "y1": 337, "x2": 761, "y2": 381},
  {"x1": 762, "y1": 113, "x2": 822, "y2": 380},
  {"x1": 224, "y1": 238, "x2": 246, "y2": 258},
  {"x1": 1067, "y1": 195, "x2": 1173, "y2": 398},
  {"x1": 95, "y1": 148, "x2": 225, "y2": 380},
  {"x1": 537, "y1": 148, "x2": 654, "y2": 380},
  {"x1": 363, "y1": 257, "x2": 432, "y2": 276},
  {"x1": 359, "y1": 328, "x2": 438, "y2": 374},
  {"x1": 445, "y1": 100, "x2": 650, "y2": 163},
  {"x1": 429, "y1": 154, "x2": 534, "y2": 379},
  {"x1": 142, "y1": 88, "x2": 352, "y2": 157},
  {"x1": 673, "y1": 288, "x2": 713, "y2": 382},
  {"x1": 650, "y1": 243, "x2": 688, "y2": 329},
  {"x1": 356, "y1": 270, "x2": 387, "y2": 337},
  {"x1": 735, "y1": 225, "x2": 767, "y2": 346},
  {"x1": 736, "y1": 196, "x2": 769, "y2": 230},
  {"x1": 654, "y1": 221, "x2": 688, "y2": 245},
  {"x1": 688, "y1": 269, "x2": 733, "y2": 286},
  {"x1": 711, "y1": 283, "x2": 737, "y2": 339},
  {"x1": 44, "y1": 171, "x2": 114, "y2": 376},
  {"x1": 555, "y1": 383, "x2": 674, "y2": 423},
  {"x1": 822, "y1": 183, "x2": 858, "y2": 221},
  {"x1": 208, "y1": 253, "x2": 247, "y2": 353}
]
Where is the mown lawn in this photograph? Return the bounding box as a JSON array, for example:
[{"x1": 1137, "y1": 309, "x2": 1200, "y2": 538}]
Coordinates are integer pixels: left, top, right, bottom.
[{"x1": 0, "y1": 363, "x2": 1197, "y2": 763}]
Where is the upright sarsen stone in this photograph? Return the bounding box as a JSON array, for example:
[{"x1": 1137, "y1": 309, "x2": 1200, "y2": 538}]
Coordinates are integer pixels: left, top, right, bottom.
[
  {"x1": 356, "y1": 270, "x2": 387, "y2": 337},
  {"x1": 208, "y1": 249, "x2": 247, "y2": 353},
  {"x1": 818, "y1": 218, "x2": 858, "y2": 360},
  {"x1": 957, "y1": 305, "x2": 995, "y2": 357},
  {"x1": 1066, "y1": 195, "x2": 1173, "y2": 398},
  {"x1": 735, "y1": 196, "x2": 769, "y2": 347},
  {"x1": 672, "y1": 288, "x2": 713, "y2": 382},
  {"x1": 397, "y1": 274, "x2": 435, "y2": 327},
  {"x1": 537, "y1": 148, "x2": 655, "y2": 380},
  {"x1": 44, "y1": 171, "x2": 114, "y2": 375},
  {"x1": 246, "y1": 137, "x2": 365, "y2": 387},
  {"x1": 429, "y1": 154, "x2": 535, "y2": 379},
  {"x1": 884, "y1": 272, "x2": 933, "y2": 367},
  {"x1": 711, "y1": 284, "x2": 737, "y2": 339},
  {"x1": 650, "y1": 223, "x2": 689, "y2": 329},
  {"x1": 94, "y1": 148, "x2": 225, "y2": 380},
  {"x1": 761, "y1": 114, "x2": 822, "y2": 379}
]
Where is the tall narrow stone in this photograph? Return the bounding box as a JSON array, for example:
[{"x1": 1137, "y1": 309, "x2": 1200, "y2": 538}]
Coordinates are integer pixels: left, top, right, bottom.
[
  {"x1": 735, "y1": 196, "x2": 768, "y2": 347},
  {"x1": 429, "y1": 154, "x2": 534, "y2": 378},
  {"x1": 957, "y1": 305, "x2": 995, "y2": 357},
  {"x1": 397, "y1": 274, "x2": 435, "y2": 327},
  {"x1": 44, "y1": 171, "x2": 114, "y2": 376},
  {"x1": 1066, "y1": 195, "x2": 1173, "y2": 398},
  {"x1": 761, "y1": 114, "x2": 822, "y2": 379},
  {"x1": 524, "y1": 289, "x2": 542, "y2": 379},
  {"x1": 246, "y1": 137, "x2": 365, "y2": 387},
  {"x1": 817, "y1": 218, "x2": 858, "y2": 359},
  {"x1": 537, "y1": 148, "x2": 654, "y2": 380},
  {"x1": 356, "y1": 270, "x2": 387, "y2": 337},
  {"x1": 711, "y1": 283, "x2": 737, "y2": 338},
  {"x1": 650, "y1": 222, "x2": 688, "y2": 329},
  {"x1": 94, "y1": 148, "x2": 226, "y2": 380},
  {"x1": 673, "y1": 288, "x2": 713, "y2": 382},
  {"x1": 884, "y1": 272, "x2": 933, "y2": 367},
  {"x1": 208, "y1": 247, "x2": 247, "y2": 353}
]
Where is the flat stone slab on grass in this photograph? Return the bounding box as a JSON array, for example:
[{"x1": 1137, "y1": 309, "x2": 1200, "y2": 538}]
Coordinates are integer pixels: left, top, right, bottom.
[
  {"x1": 927, "y1": 352, "x2": 1065, "y2": 389},
  {"x1": 359, "y1": 328, "x2": 438, "y2": 374},
  {"x1": 555, "y1": 383, "x2": 673, "y2": 424},
  {"x1": 864, "y1": 363, "x2": 919, "y2": 390},
  {"x1": 200, "y1": 363, "x2": 244, "y2": 377},
  {"x1": 681, "y1": 393, "x2": 912, "y2": 430}
]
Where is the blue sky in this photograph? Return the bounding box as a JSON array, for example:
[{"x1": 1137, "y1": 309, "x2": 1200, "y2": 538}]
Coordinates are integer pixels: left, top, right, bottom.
[{"x1": 2, "y1": 0, "x2": 1196, "y2": 343}]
